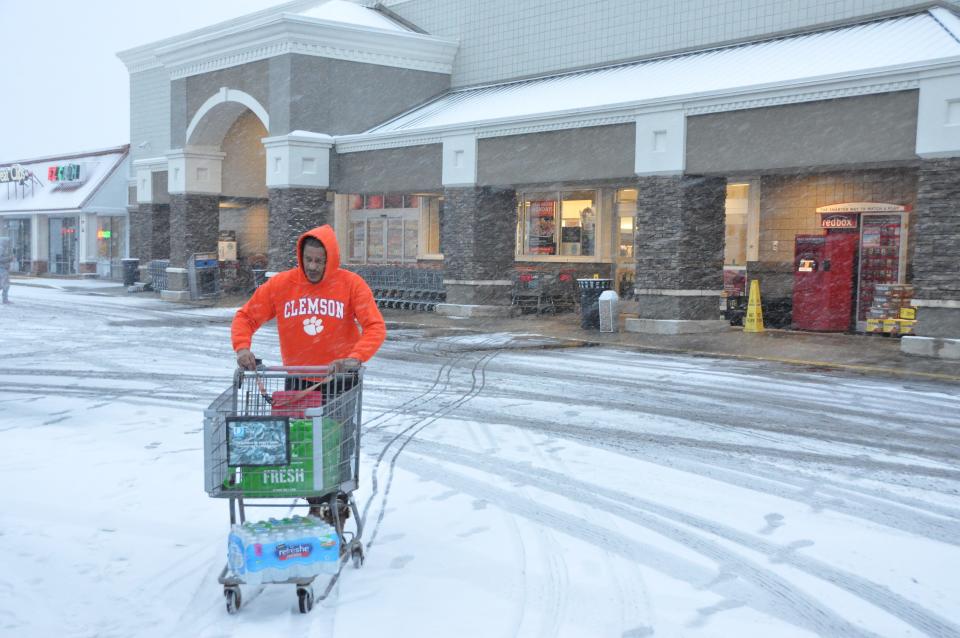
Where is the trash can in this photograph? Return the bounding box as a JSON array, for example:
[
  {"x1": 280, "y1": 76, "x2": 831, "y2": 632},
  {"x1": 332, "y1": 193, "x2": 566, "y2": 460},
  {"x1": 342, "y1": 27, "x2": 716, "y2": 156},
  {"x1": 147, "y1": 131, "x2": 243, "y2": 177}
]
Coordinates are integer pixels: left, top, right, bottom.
[
  {"x1": 577, "y1": 278, "x2": 613, "y2": 329},
  {"x1": 599, "y1": 289, "x2": 620, "y2": 333},
  {"x1": 121, "y1": 258, "x2": 140, "y2": 286}
]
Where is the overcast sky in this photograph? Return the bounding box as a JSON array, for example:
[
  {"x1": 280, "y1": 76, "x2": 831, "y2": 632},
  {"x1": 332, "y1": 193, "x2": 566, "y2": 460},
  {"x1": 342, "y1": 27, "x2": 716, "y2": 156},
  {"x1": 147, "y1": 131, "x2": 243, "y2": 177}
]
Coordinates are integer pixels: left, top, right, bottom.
[{"x1": 0, "y1": 0, "x2": 289, "y2": 162}]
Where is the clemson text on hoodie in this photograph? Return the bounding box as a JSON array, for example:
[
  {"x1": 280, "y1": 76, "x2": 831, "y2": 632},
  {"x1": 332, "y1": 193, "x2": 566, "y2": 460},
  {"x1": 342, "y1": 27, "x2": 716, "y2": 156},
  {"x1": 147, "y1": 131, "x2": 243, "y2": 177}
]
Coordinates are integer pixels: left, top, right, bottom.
[{"x1": 283, "y1": 297, "x2": 345, "y2": 320}]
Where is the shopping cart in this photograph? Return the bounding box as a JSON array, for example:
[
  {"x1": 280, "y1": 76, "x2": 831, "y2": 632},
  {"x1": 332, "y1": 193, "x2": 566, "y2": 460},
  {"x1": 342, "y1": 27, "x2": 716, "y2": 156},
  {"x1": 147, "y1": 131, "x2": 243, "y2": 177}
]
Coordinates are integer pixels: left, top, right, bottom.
[{"x1": 204, "y1": 365, "x2": 365, "y2": 614}]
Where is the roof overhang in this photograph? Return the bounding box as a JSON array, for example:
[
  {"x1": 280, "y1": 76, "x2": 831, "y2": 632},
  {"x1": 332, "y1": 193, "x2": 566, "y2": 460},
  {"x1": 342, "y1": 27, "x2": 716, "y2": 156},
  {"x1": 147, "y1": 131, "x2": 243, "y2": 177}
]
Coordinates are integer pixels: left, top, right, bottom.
[
  {"x1": 118, "y1": 10, "x2": 457, "y2": 78},
  {"x1": 336, "y1": 7, "x2": 960, "y2": 152}
]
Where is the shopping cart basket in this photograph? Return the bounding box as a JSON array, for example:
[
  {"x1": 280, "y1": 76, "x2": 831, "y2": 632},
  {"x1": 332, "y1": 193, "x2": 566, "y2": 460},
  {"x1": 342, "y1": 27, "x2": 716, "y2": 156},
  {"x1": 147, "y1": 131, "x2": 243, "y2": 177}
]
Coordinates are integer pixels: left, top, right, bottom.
[{"x1": 204, "y1": 365, "x2": 365, "y2": 614}]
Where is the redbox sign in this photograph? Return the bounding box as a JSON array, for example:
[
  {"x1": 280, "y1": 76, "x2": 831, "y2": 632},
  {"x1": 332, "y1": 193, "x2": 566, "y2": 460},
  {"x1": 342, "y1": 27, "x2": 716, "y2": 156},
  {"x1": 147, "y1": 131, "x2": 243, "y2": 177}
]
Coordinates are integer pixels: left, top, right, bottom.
[{"x1": 820, "y1": 213, "x2": 858, "y2": 229}]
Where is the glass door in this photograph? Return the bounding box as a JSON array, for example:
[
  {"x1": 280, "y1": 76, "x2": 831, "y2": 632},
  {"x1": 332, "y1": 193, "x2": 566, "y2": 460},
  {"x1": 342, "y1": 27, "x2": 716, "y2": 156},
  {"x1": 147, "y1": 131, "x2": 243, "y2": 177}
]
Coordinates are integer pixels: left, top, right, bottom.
[
  {"x1": 96, "y1": 216, "x2": 127, "y2": 280},
  {"x1": 855, "y1": 213, "x2": 907, "y2": 328},
  {"x1": 49, "y1": 217, "x2": 79, "y2": 275}
]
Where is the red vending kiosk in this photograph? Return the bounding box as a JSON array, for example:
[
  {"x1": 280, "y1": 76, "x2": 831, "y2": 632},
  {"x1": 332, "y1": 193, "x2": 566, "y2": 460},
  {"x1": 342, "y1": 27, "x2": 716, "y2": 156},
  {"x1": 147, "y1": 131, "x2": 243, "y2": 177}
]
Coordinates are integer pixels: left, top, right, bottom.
[{"x1": 792, "y1": 232, "x2": 858, "y2": 331}]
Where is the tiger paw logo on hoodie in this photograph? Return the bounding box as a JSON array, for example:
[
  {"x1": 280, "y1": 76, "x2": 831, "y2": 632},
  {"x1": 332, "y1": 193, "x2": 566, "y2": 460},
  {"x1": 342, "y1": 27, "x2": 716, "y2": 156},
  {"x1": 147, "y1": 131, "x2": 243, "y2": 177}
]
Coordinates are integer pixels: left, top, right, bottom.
[{"x1": 303, "y1": 316, "x2": 324, "y2": 335}]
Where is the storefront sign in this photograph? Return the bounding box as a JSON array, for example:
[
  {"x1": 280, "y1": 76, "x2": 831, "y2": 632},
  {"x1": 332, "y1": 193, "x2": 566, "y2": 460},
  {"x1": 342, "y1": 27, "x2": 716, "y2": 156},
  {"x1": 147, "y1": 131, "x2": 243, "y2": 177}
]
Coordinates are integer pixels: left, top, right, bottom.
[
  {"x1": 819, "y1": 213, "x2": 859, "y2": 229},
  {"x1": 47, "y1": 163, "x2": 85, "y2": 183},
  {"x1": 0, "y1": 164, "x2": 31, "y2": 185},
  {"x1": 97, "y1": 230, "x2": 112, "y2": 239},
  {"x1": 816, "y1": 202, "x2": 908, "y2": 214}
]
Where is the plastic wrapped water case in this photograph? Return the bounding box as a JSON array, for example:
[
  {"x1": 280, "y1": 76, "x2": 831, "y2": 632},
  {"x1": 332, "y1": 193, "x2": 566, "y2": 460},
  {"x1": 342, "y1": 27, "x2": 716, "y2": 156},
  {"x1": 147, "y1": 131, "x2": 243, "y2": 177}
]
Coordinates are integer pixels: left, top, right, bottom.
[
  {"x1": 227, "y1": 517, "x2": 340, "y2": 583},
  {"x1": 225, "y1": 416, "x2": 342, "y2": 497}
]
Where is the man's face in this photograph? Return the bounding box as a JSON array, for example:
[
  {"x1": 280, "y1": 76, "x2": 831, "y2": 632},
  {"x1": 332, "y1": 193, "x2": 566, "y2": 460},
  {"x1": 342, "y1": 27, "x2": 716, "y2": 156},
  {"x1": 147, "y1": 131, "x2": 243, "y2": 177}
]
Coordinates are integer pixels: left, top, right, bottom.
[{"x1": 302, "y1": 243, "x2": 327, "y2": 283}]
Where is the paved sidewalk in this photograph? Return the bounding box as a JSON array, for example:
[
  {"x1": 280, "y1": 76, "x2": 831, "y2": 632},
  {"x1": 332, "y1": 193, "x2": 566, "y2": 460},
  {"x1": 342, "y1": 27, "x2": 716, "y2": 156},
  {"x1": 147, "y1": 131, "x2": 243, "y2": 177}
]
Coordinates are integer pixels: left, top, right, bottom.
[
  {"x1": 380, "y1": 308, "x2": 960, "y2": 383},
  {"x1": 12, "y1": 276, "x2": 960, "y2": 382}
]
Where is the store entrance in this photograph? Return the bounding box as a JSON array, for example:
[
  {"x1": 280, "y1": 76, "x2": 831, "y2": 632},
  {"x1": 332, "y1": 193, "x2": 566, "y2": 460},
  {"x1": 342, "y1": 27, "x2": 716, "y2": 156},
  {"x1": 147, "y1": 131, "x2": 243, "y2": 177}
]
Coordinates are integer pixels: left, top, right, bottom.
[
  {"x1": 96, "y1": 216, "x2": 127, "y2": 279},
  {"x1": 49, "y1": 216, "x2": 78, "y2": 275}
]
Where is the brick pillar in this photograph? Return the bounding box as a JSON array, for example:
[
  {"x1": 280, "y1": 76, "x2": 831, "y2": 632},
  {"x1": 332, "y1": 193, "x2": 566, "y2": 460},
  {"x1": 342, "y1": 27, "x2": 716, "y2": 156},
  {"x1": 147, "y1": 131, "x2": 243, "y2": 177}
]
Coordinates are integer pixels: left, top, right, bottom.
[
  {"x1": 626, "y1": 174, "x2": 728, "y2": 334},
  {"x1": 163, "y1": 193, "x2": 219, "y2": 300},
  {"x1": 129, "y1": 204, "x2": 152, "y2": 262},
  {"x1": 902, "y1": 158, "x2": 960, "y2": 358},
  {"x1": 437, "y1": 186, "x2": 517, "y2": 317},
  {"x1": 131, "y1": 203, "x2": 171, "y2": 262},
  {"x1": 267, "y1": 188, "x2": 331, "y2": 272}
]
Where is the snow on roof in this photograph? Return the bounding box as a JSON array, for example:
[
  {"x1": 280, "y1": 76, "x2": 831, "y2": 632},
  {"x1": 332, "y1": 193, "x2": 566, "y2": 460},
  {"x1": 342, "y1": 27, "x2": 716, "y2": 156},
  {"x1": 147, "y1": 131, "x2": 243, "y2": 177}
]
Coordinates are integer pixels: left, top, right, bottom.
[
  {"x1": 297, "y1": 0, "x2": 410, "y2": 32},
  {"x1": 0, "y1": 147, "x2": 128, "y2": 214},
  {"x1": 368, "y1": 8, "x2": 960, "y2": 135}
]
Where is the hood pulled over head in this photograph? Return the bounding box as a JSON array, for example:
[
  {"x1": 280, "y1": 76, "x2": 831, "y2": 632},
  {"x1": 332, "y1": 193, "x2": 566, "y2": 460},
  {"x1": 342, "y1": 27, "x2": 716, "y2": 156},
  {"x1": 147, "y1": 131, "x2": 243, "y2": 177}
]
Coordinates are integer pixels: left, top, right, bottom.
[{"x1": 296, "y1": 225, "x2": 341, "y2": 283}]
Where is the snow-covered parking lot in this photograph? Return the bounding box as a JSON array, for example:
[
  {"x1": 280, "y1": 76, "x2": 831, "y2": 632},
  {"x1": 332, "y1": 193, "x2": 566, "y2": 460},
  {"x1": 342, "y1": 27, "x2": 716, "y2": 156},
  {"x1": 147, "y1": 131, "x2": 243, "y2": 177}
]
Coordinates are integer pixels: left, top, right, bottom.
[{"x1": 1, "y1": 283, "x2": 959, "y2": 637}]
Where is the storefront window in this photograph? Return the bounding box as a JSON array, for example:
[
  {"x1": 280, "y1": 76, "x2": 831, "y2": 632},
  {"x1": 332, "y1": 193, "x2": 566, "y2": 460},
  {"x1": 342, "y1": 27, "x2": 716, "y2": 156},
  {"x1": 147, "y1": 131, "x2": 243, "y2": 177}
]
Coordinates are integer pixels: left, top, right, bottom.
[
  {"x1": 724, "y1": 184, "x2": 749, "y2": 266},
  {"x1": 1, "y1": 218, "x2": 31, "y2": 273},
  {"x1": 96, "y1": 216, "x2": 127, "y2": 280},
  {"x1": 343, "y1": 193, "x2": 441, "y2": 263},
  {"x1": 519, "y1": 190, "x2": 597, "y2": 257}
]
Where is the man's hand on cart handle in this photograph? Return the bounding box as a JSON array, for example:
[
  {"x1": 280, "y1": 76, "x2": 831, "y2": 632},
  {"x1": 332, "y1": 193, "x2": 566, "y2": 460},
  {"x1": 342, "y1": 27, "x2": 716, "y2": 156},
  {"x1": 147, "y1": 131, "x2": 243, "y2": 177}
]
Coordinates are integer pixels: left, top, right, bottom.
[
  {"x1": 236, "y1": 348, "x2": 258, "y2": 371},
  {"x1": 330, "y1": 357, "x2": 361, "y2": 372}
]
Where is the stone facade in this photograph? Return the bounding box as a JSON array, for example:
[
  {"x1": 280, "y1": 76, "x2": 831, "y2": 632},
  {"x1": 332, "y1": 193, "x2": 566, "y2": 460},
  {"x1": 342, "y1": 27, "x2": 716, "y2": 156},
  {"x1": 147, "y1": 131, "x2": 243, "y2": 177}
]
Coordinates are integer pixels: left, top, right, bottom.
[
  {"x1": 912, "y1": 158, "x2": 960, "y2": 337},
  {"x1": 267, "y1": 188, "x2": 331, "y2": 272},
  {"x1": 634, "y1": 175, "x2": 726, "y2": 320},
  {"x1": 168, "y1": 193, "x2": 219, "y2": 268},
  {"x1": 441, "y1": 186, "x2": 517, "y2": 306}
]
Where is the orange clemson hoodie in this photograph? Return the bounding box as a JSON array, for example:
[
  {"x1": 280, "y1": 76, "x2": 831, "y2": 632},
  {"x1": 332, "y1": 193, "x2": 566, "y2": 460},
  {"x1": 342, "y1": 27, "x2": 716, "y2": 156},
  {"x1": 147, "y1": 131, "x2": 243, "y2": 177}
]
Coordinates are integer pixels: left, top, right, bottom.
[{"x1": 231, "y1": 225, "x2": 386, "y2": 366}]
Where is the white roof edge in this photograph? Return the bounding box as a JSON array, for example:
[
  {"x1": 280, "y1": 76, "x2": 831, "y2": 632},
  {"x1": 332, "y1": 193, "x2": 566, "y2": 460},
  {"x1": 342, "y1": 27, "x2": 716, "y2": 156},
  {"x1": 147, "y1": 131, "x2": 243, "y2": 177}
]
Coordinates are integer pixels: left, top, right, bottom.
[
  {"x1": 2, "y1": 144, "x2": 130, "y2": 167},
  {"x1": 116, "y1": 0, "x2": 322, "y2": 67},
  {"x1": 336, "y1": 59, "x2": 960, "y2": 151},
  {"x1": 929, "y1": 6, "x2": 960, "y2": 41}
]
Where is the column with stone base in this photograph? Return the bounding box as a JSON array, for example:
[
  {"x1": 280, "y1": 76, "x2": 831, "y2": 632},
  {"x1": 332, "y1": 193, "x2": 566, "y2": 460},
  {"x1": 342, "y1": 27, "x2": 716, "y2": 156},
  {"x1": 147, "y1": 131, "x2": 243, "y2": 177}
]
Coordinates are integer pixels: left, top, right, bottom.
[
  {"x1": 132, "y1": 161, "x2": 170, "y2": 282},
  {"x1": 436, "y1": 185, "x2": 517, "y2": 318},
  {"x1": 901, "y1": 158, "x2": 960, "y2": 360},
  {"x1": 163, "y1": 148, "x2": 224, "y2": 301},
  {"x1": 262, "y1": 132, "x2": 336, "y2": 273},
  {"x1": 165, "y1": 193, "x2": 219, "y2": 300},
  {"x1": 625, "y1": 174, "x2": 728, "y2": 335}
]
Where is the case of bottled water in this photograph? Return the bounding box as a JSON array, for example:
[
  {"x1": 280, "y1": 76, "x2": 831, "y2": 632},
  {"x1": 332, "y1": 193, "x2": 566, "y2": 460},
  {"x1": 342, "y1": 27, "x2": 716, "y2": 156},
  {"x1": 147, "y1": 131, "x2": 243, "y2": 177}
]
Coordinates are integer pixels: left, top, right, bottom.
[{"x1": 227, "y1": 515, "x2": 340, "y2": 583}]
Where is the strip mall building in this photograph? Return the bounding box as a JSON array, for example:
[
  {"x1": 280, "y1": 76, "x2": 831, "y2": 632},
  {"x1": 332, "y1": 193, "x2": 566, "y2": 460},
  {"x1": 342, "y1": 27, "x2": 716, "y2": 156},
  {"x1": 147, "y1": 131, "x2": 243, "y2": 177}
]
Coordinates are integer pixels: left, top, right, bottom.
[{"x1": 118, "y1": 0, "x2": 960, "y2": 357}]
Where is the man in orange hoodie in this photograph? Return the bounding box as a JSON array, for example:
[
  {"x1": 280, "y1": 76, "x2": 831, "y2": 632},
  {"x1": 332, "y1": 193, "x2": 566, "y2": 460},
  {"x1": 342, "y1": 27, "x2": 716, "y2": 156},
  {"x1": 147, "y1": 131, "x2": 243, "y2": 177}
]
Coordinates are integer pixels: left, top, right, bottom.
[
  {"x1": 232, "y1": 224, "x2": 385, "y2": 371},
  {"x1": 231, "y1": 224, "x2": 385, "y2": 521}
]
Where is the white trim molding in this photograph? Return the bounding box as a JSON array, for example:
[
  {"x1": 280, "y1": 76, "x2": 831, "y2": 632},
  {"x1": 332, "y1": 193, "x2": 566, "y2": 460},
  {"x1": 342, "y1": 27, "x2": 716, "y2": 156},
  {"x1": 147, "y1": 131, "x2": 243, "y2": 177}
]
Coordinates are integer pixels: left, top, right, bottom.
[
  {"x1": 157, "y1": 14, "x2": 458, "y2": 80},
  {"x1": 187, "y1": 87, "x2": 270, "y2": 146},
  {"x1": 916, "y1": 72, "x2": 960, "y2": 158},
  {"x1": 167, "y1": 147, "x2": 226, "y2": 195},
  {"x1": 133, "y1": 156, "x2": 169, "y2": 204},
  {"x1": 261, "y1": 130, "x2": 334, "y2": 189},
  {"x1": 441, "y1": 134, "x2": 477, "y2": 187},
  {"x1": 635, "y1": 109, "x2": 685, "y2": 176}
]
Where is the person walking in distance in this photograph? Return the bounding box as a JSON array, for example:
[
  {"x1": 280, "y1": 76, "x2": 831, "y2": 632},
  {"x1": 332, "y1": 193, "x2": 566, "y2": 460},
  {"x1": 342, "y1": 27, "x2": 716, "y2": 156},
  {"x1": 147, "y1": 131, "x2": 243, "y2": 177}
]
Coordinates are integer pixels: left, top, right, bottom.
[
  {"x1": 0, "y1": 237, "x2": 13, "y2": 304},
  {"x1": 231, "y1": 224, "x2": 386, "y2": 521}
]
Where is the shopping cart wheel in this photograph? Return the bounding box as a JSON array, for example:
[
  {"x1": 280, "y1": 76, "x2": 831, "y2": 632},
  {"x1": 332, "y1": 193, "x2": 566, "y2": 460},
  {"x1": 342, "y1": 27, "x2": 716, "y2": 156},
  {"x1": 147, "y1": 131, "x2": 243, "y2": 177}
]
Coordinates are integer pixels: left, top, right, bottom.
[
  {"x1": 351, "y1": 544, "x2": 365, "y2": 569},
  {"x1": 224, "y1": 586, "x2": 241, "y2": 614},
  {"x1": 297, "y1": 586, "x2": 314, "y2": 614}
]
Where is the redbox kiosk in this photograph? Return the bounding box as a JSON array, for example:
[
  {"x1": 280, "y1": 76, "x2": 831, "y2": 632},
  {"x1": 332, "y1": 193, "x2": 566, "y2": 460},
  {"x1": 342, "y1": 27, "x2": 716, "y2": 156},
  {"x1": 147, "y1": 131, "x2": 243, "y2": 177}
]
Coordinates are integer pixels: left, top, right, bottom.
[
  {"x1": 792, "y1": 233, "x2": 858, "y2": 331},
  {"x1": 792, "y1": 203, "x2": 909, "y2": 332}
]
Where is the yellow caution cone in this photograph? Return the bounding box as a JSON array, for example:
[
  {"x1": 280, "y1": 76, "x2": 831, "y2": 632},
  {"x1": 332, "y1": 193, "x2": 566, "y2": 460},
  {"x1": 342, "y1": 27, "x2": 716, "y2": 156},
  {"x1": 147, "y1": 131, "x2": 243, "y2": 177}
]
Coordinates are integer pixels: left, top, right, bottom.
[{"x1": 744, "y1": 279, "x2": 765, "y2": 333}]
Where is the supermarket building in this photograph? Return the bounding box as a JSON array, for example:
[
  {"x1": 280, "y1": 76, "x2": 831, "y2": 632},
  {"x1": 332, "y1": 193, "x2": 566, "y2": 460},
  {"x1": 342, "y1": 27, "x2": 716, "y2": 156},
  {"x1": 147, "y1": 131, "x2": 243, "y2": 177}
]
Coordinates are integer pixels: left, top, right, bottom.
[{"x1": 118, "y1": 0, "x2": 960, "y2": 356}]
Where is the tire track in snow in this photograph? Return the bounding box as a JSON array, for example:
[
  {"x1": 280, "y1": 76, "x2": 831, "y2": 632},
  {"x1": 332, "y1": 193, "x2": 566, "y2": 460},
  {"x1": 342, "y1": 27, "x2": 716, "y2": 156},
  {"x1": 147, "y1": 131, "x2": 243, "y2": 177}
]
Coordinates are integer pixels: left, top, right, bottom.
[
  {"x1": 398, "y1": 454, "x2": 881, "y2": 638},
  {"x1": 397, "y1": 436, "x2": 960, "y2": 638}
]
